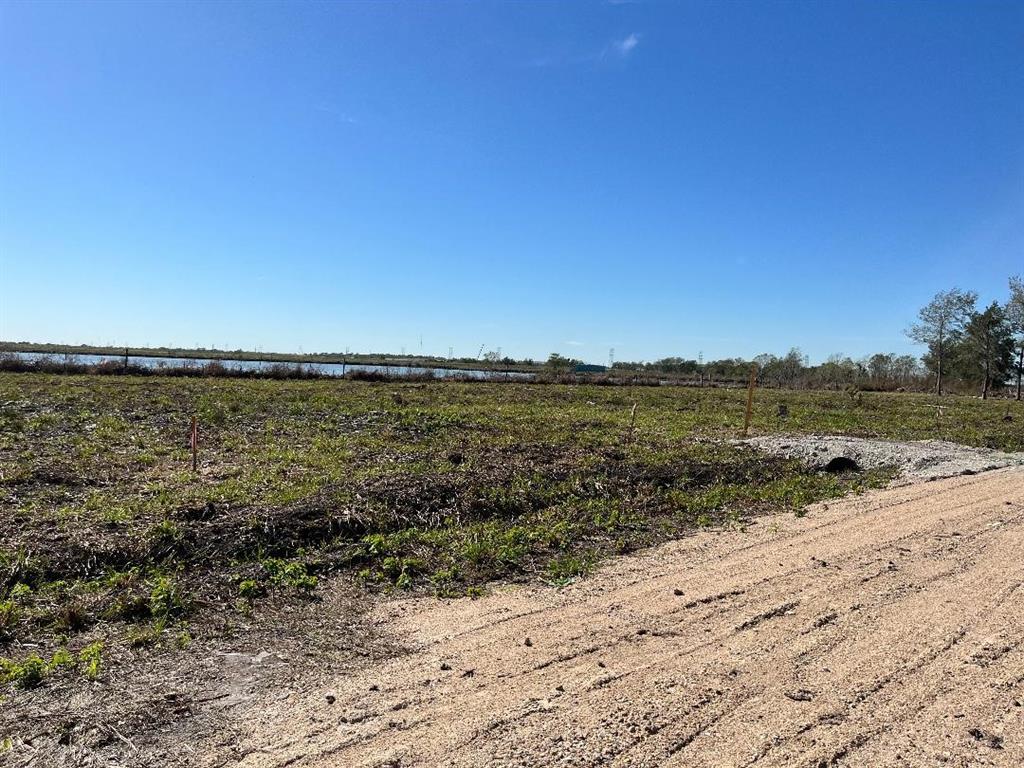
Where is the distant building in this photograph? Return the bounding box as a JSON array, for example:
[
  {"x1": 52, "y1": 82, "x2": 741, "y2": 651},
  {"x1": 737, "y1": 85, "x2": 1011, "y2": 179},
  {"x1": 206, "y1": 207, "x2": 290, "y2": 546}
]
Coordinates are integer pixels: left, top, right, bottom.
[{"x1": 574, "y1": 363, "x2": 607, "y2": 373}]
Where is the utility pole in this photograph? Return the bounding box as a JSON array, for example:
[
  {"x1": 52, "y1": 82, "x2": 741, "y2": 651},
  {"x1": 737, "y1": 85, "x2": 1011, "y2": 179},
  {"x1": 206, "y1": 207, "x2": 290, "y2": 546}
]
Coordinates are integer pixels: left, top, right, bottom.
[{"x1": 609, "y1": 347, "x2": 615, "y2": 369}]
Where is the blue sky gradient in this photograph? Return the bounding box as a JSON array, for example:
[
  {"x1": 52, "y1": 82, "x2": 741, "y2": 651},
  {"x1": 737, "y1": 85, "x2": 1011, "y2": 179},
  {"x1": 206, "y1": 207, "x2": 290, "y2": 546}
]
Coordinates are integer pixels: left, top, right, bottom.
[{"x1": 2, "y1": 0, "x2": 1022, "y2": 364}]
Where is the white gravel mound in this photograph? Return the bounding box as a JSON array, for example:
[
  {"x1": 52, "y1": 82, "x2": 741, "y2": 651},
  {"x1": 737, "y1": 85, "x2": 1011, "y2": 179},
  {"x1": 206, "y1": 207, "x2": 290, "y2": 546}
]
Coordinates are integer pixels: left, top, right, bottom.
[{"x1": 745, "y1": 434, "x2": 1024, "y2": 484}]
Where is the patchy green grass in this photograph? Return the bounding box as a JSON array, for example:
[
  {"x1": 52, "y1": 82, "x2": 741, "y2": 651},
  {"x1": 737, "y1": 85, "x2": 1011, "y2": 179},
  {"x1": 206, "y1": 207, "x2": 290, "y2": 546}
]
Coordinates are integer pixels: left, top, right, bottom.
[{"x1": 1, "y1": 373, "x2": 1020, "y2": 685}]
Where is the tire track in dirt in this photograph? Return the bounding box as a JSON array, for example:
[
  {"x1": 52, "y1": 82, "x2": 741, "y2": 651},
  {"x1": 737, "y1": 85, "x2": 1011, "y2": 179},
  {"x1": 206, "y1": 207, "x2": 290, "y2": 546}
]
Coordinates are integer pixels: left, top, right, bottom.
[{"x1": 223, "y1": 468, "x2": 1024, "y2": 768}]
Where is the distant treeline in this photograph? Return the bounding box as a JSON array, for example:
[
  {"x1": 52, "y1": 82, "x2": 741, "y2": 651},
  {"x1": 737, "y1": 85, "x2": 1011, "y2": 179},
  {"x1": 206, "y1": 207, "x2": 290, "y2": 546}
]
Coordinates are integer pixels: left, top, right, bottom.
[
  {"x1": 552, "y1": 277, "x2": 1024, "y2": 399},
  {"x1": 606, "y1": 351, "x2": 929, "y2": 392},
  {"x1": 3, "y1": 276, "x2": 1021, "y2": 396}
]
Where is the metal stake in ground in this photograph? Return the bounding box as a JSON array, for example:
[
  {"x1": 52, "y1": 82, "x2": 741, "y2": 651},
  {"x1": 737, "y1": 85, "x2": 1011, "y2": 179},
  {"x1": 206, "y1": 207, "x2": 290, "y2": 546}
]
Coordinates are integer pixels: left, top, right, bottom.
[
  {"x1": 190, "y1": 415, "x2": 198, "y2": 471},
  {"x1": 742, "y1": 363, "x2": 758, "y2": 437}
]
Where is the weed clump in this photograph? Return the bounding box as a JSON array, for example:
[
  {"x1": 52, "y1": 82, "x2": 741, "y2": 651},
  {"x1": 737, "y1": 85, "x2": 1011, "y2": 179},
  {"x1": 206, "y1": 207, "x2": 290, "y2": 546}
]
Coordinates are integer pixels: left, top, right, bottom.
[
  {"x1": 237, "y1": 558, "x2": 318, "y2": 600},
  {"x1": 148, "y1": 574, "x2": 186, "y2": 620},
  {"x1": 79, "y1": 642, "x2": 103, "y2": 680},
  {"x1": 0, "y1": 643, "x2": 99, "y2": 690}
]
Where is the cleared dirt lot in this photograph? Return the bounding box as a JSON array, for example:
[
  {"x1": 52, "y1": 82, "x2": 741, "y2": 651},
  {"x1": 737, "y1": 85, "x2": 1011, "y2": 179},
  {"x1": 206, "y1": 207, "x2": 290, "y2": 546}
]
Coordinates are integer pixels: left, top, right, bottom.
[{"x1": 229, "y1": 467, "x2": 1024, "y2": 768}]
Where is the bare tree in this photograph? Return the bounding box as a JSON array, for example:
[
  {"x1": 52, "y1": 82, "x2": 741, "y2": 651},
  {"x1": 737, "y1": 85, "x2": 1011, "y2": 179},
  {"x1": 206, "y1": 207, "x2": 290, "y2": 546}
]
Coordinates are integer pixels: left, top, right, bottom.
[
  {"x1": 867, "y1": 353, "x2": 895, "y2": 388},
  {"x1": 1009, "y1": 275, "x2": 1024, "y2": 400},
  {"x1": 906, "y1": 288, "x2": 977, "y2": 395}
]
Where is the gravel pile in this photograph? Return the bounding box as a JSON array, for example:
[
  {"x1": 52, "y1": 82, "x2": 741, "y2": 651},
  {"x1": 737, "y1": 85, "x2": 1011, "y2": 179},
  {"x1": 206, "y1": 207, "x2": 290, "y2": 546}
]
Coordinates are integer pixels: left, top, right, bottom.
[{"x1": 745, "y1": 434, "x2": 1024, "y2": 483}]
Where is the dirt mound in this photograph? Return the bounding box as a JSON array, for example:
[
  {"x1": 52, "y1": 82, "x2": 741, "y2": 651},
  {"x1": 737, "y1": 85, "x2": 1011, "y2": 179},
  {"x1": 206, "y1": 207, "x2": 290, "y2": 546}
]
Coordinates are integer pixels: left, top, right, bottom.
[{"x1": 745, "y1": 435, "x2": 1024, "y2": 483}]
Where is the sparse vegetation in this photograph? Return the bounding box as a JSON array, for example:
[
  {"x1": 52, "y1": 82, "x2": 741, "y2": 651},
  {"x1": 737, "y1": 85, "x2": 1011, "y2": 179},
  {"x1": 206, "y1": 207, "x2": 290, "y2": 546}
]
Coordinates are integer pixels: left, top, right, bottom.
[
  {"x1": 1, "y1": 372, "x2": 1021, "y2": 692},
  {"x1": 0, "y1": 645, "x2": 87, "y2": 689}
]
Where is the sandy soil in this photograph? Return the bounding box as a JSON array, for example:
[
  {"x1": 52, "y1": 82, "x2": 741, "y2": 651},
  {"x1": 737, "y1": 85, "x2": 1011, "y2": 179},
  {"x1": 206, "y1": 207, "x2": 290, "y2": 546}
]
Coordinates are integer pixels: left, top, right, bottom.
[
  {"x1": 217, "y1": 467, "x2": 1024, "y2": 768},
  {"x1": 745, "y1": 435, "x2": 1023, "y2": 483}
]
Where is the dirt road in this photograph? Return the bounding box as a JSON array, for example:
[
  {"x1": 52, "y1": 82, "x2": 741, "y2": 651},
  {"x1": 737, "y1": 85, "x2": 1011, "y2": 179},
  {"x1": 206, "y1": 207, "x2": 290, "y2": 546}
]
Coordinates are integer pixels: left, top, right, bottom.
[{"x1": 229, "y1": 468, "x2": 1024, "y2": 767}]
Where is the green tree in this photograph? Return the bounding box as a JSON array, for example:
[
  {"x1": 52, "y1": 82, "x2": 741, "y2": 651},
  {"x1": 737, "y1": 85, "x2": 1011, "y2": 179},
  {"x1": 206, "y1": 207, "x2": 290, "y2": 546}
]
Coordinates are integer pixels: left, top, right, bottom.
[
  {"x1": 959, "y1": 301, "x2": 1014, "y2": 399},
  {"x1": 906, "y1": 288, "x2": 977, "y2": 395},
  {"x1": 546, "y1": 353, "x2": 576, "y2": 372}
]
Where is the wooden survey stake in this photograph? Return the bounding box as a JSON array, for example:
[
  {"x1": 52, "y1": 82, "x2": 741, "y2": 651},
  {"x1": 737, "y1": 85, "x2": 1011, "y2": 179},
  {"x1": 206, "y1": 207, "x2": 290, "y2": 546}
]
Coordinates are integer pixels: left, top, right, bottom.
[
  {"x1": 742, "y1": 364, "x2": 758, "y2": 437},
  {"x1": 190, "y1": 416, "x2": 198, "y2": 471}
]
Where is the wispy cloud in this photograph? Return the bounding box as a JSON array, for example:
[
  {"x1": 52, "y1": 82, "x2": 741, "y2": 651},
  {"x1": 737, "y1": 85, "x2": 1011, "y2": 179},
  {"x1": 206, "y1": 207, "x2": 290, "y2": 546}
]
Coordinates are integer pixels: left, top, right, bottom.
[
  {"x1": 611, "y1": 32, "x2": 641, "y2": 57},
  {"x1": 521, "y1": 32, "x2": 642, "y2": 69},
  {"x1": 565, "y1": 340, "x2": 585, "y2": 347},
  {"x1": 315, "y1": 103, "x2": 358, "y2": 124}
]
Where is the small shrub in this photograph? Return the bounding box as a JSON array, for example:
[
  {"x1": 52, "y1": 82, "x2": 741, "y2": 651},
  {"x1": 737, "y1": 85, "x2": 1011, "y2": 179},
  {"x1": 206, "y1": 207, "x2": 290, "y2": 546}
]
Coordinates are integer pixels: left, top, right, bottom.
[
  {"x1": 148, "y1": 575, "x2": 186, "y2": 619},
  {"x1": 0, "y1": 654, "x2": 47, "y2": 688},
  {"x1": 79, "y1": 642, "x2": 103, "y2": 680},
  {"x1": 237, "y1": 579, "x2": 262, "y2": 599},
  {"x1": 0, "y1": 648, "x2": 77, "y2": 689},
  {"x1": 261, "y1": 559, "x2": 318, "y2": 593},
  {"x1": 50, "y1": 648, "x2": 75, "y2": 670}
]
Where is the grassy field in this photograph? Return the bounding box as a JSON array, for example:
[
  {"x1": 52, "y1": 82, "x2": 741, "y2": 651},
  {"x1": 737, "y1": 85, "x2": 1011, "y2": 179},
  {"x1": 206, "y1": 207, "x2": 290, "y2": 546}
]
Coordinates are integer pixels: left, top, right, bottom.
[{"x1": 1, "y1": 374, "x2": 1021, "y2": 694}]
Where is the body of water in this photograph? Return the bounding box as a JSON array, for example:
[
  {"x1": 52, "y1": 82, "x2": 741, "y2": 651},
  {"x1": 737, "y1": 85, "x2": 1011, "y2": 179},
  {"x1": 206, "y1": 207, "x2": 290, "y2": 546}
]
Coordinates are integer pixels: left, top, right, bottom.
[{"x1": 9, "y1": 351, "x2": 534, "y2": 381}]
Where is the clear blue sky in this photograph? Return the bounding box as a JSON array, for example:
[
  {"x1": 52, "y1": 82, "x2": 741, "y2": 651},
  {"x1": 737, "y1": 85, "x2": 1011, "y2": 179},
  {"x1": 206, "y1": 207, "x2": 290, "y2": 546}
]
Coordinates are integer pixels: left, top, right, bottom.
[{"x1": 2, "y1": 1, "x2": 1022, "y2": 364}]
